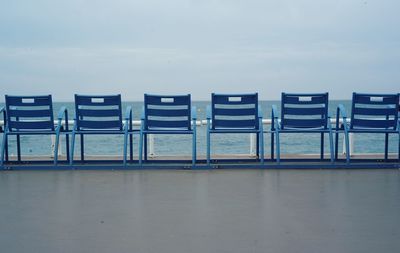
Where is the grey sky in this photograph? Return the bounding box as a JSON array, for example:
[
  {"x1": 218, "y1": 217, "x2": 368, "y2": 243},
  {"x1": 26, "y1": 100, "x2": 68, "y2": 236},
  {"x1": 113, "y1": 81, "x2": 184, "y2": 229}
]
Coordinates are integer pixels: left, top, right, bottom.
[{"x1": 0, "y1": 0, "x2": 399, "y2": 101}]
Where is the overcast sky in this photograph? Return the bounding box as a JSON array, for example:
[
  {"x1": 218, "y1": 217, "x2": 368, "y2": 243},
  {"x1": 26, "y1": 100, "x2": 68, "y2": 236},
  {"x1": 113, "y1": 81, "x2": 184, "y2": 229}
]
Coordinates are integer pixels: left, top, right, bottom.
[{"x1": 0, "y1": 0, "x2": 399, "y2": 101}]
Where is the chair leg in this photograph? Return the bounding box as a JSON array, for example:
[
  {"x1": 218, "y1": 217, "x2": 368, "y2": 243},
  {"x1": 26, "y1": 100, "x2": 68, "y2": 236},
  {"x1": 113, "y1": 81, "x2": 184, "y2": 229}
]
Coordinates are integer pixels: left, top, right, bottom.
[
  {"x1": 65, "y1": 132, "x2": 70, "y2": 163},
  {"x1": 139, "y1": 131, "x2": 143, "y2": 165},
  {"x1": 276, "y1": 131, "x2": 280, "y2": 164},
  {"x1": 385, "y1": 133, "x2": 389, "y2": 161},
  {"x1": 17, "y1": 134, "x2": 21, "y2": 162},
  {"x1": 80, "y1": 134, "x2": 84, "y2": 162},
  {"x1": 329, "y1": 130, "x2": 334, "y2": 164},
  {"x1": 271, "y1": 131, "x2": 274, "y2": 160},
  {"x1": 1, "y1": 132, "x2": 7, "y2": 166},
  {"x1": 260, "y1": 130, "x2": 264, "y2": 164},
  {"x1": 320, "y1": 132, "x2": 324, "y2": 160},
  {"x1": 5, "y1": 135, "x2": 8, "y2": 162},
  {"x1": 144, "y1": 133, "x2": 148, "y2": 161},
  {"x1": 123, "y1": 131, "x2": 128, "y2": 167},
  {"x1": 192, "y1": 132, "x2": 196, "y2": 167},
  {"x1": 344, "y1": 131, "x2": 350, "y2": 165},
  {"x1": 129, "y1": 133, "x2": 133, "y2": 162},
  {"x1": 70, "y1": 131, "x2": 76, "y2": 165},
  {"x1": 54, "y1": 133, "x2": 60, "y2": 165},
  {"x1": 206, "y1": 130, "x2": 211, "y2": 166},
  {"x1": 398, "y1": 131, "x2": 400, "y2": 163},
  {"x1": 335, "y1": 129, "x2": 339, "y2": 160},
  {"x1": 256, "y1": 132, "x2": 260, "y2": 158}
]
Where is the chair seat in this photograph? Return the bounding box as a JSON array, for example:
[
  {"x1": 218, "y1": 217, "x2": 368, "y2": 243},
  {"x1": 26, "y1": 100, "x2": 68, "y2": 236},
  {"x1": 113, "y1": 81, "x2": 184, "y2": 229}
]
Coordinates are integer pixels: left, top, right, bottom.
[
  {"x1": 209, "y1": 128, "x2": 261, "y2": 134},
  {"x1": 347, "y1": 128, "x2": 399, "y2": 134},
  {"x1": 74, "y1": 129, "x2": 127, "y2": 134},
  {"x1": 277, "y1": 128, "x2": 331, "y2": 133},
  {"x1": 6, "y1": 130, "x2": 58, "y2": 135},
  {"x1": 142, "y1": 129, "x2": 194, "y2": 134}
]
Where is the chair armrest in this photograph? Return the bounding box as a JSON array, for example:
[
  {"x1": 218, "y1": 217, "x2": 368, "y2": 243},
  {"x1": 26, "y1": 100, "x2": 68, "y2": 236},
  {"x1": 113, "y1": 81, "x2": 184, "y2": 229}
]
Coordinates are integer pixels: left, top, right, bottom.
[
  {"x1": 337, "y1": 104, "x2": 347, "y2": 118},
  {"x1": 271, "y1": 105, "x2": 278, "y2": 119},
  {"x1": 0, "y1": 106, "x2": 5, "y2": 121},
  {"x1": 140, "y1": 106, "x2": 145, "y2": 120},
  {"x1": 206, "y1": 105, "x2": 211, "y2": 120},
  {"x1": 0, "y1": 106, "x2": 5, "y2": 132},
  {"x1": 191, "y1": 106, "x2": 197, "y2": 120},
  {"x1": 271, "y1": 105, "x2": 280, "y2": 130},
  {"x1": 336, "y1": 104, "x2": 348, "y2": 130},
  {"x1": 398, "y1": 118, "x2": 400, "y2": 132},
  {"x1": 56, "y1": 106, "x2": 68, "y2": 131},
  {"x1": 57, "y1": 106, "x2": 68, "y2": 120},
  {"x1": 124, "y1": 106, "x2": 132, "y2": 120},
  {"x1": 124, "y1": 106, "x2": 132, "y2": 131}
]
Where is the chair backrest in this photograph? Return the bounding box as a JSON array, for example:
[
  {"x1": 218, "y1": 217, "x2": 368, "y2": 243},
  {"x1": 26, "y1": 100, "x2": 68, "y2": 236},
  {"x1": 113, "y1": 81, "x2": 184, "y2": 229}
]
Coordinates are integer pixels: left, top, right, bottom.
[
  {"x1": 211, "y1": 93, "x2": 259, "y2": 130},
  {"x1": 281, "y1": 93, "x2": 329, "y2": 129},
  {"x1": 75, "y1": 94, "x2": 123, "y2": 130},
  {"x1": 5, "y1": 95, "x2": 55, "y2": 132},
  {"x1": 350, "y1": 93, "x2": 399, "y2": 130},
  {"x1": 144, "y1": 94, "x2": 191, "y2": 130}
]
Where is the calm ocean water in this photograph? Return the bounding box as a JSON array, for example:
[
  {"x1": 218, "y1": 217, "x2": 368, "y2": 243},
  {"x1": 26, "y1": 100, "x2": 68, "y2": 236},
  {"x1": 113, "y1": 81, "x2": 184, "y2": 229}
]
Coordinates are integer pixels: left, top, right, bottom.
[{"x1": 0, "y1": 100, "x2": 398, "y2": 156}]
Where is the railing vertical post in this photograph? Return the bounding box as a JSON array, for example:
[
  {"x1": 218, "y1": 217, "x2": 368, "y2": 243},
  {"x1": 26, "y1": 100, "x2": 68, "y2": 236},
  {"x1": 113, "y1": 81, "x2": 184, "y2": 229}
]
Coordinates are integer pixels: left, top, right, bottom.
[
  {"x1": 59, "y1": 135, "x2": 62, "y2": 156},
  {"x1": 51, "y1": 135, "x2": 62, "y2": 157},
  {"x1": 51, "y1": 135, "x2": 55, "y2": 157},
  {"x1": 343, "y1": 132, "x2": 354, "y2": 156},
  {"x1": 349, "y1": 133, "x2": 354, "y2": 156},
  {"x1": 149, "y1": 134, "x2": 155, "y2": 157},
  {"x1": 249, "y1": 133, "x2": 256, "y2": 156}
]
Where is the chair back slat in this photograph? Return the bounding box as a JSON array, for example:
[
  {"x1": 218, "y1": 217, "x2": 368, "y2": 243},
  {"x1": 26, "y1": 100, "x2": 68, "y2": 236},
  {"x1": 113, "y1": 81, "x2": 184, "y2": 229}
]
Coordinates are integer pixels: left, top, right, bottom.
[
  {"x1": 352, "y1": 119, "x2": 396, "y2": 129},
  {"x1": 281, "y1": 93, "x2": 329, "y2": 129},
  {"x1": 75, "y1": 95, "x2": 122, "y2": 106},
  {"x1": 78, "y1": 109, "x2": 121, "y2": 117},
  {"x1": 283, "y1": 95, "x2": 327, "y2": 105},
  {"x1": 146, "y1": 120, "x2": 190, "y2": 128},
  {"x1": 353, "y1": 94, "x2": 398, "y2": 105},
  {"x1": 144, "y1": 94, "x2": 191, "y2": 130},
  {"x1": 212, "y1": 94, "x2": 258, "y2": 105},
  {"x1": 211, "y1": 93, "x2": 258, "y2": 130},
  {"x1": 75, "y1": 94, "x2": 123, "y2": 130},
  {"x1": 78, "y1": 120, "x2": 122, "y2": 129},
  {"x1": 8, "y1": 109, "x2": 52, "y2": 118},
  {"x1": 5, "y1": 95, "x2": 54, "y2": 131},
  {"x1": 213, "y1": 119, "x2": 257, "y2": 128},
  {"x1": 8, "y1": 121, "x2": 54, "y2": 130},
  {"x1": 283, "y1": 119, "x2": 327, "y2": 128},
  {"x1": 145, "y1": 95, "x2": 190, "y2": 106},
  {"x1": 283, "y1": 107, "x2": 326, "y2": 116},
  {"x1": 146, "y1": 108, "x2": 189, "y2": 117},
  {"x1": 214, "y1": 108, "x2": 256, "y2": 116},
  {"x1": 351, "y1": 93, "x2": 399, "y2": 130}
]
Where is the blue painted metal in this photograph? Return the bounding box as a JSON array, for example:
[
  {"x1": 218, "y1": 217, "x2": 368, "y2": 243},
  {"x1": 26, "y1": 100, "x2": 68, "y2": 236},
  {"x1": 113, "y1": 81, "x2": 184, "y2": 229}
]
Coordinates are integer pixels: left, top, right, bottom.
[
  {"x1": 69, "y1": 94, "x2": 133, "y2": 166},
  {"x1": 1, "y1": 95, "x2": 69, "y2": 167},
  {"x1": 2, "y1": 160, "x2": 399, "y2": 170},
  {"x1": 139, "y1": 94, "x2": 196, "y2": 167},
  {"x1": 0, "y1": 106, "x2": 7, "y2": 164},
  {"x1": 207, "y1": 93, "x2": 264, "y2": 165},
  {"x1": 335, "y1": 93, "x2": 400, "y2": 164},
  {"x1": 272, "y1": 93, "x2": 334, "y2": 164}
]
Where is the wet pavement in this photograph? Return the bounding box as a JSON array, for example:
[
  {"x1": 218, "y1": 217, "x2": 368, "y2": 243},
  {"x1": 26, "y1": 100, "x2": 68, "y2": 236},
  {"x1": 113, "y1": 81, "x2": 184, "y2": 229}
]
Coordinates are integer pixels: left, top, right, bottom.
[{"x1": 1, "y1": 169, "x2": 399, "y2": 253}]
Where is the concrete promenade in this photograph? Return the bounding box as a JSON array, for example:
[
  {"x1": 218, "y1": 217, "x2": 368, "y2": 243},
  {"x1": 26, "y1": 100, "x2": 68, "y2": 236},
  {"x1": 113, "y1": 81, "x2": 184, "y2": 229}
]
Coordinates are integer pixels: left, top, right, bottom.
[{"x1": 1, "y1": 169, "x2": 399, "y2": 253}]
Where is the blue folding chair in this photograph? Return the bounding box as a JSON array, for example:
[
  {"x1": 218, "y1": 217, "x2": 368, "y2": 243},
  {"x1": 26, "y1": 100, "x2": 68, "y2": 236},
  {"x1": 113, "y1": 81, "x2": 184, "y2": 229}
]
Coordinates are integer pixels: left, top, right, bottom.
[
  {"x1": 207, "y1": 93, "x2": 264, "y2": 165},
  {"x1": 272, "y1": 93, "x2": 334, "y2": 164},
  {"x1": 1, "y1": 95, "x2": 69, "y2": 166},
  {"x1": 139, "y1": 94, "x2": 196, "y2": 166},
  {"x1": 335, "y1": 93, "x2": 400, "y2": 164},
  {"x1": 70, "y1": 95, "x2": 133, "y2": 165}
]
